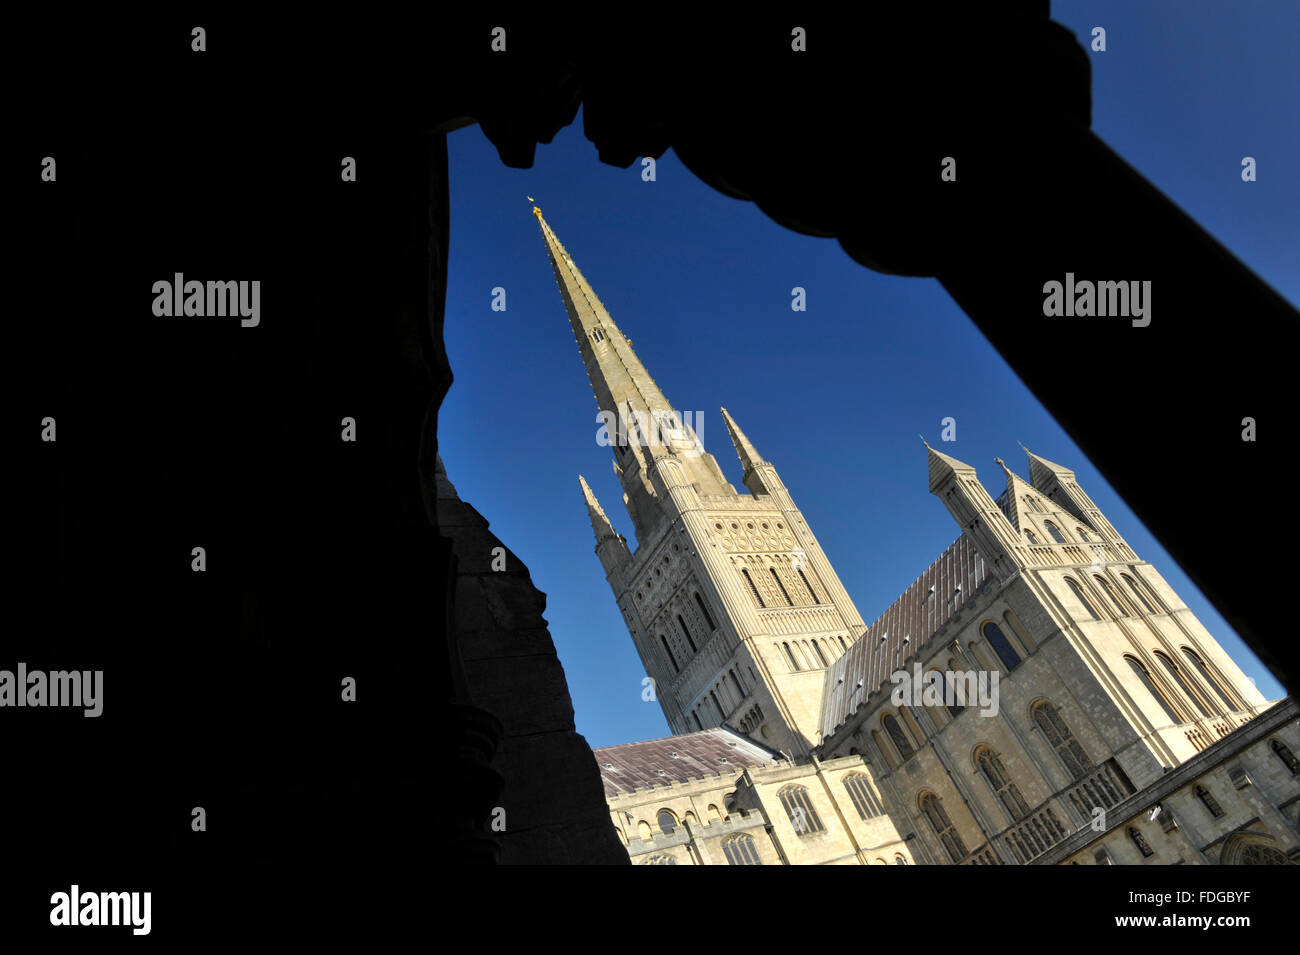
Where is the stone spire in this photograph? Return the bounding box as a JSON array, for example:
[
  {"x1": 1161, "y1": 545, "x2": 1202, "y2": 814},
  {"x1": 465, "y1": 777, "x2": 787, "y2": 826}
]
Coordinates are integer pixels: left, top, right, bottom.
[
  {"x1": 532, "y1": 204, "x2": 675, "y2": 432},
  {"x1": 579, "y1": 474, "x2": 617, "y2": 544},
  {"x1": 534, "y1": 205, "x2": 735, "y2": 540},
  {"x1": 721, "y1": 407, "x2": 766, "y2": 472}
]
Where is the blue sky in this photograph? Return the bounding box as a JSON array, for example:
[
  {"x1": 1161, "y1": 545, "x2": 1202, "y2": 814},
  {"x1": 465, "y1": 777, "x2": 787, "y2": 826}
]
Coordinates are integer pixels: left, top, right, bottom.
[{"x1": 441, "y1": 4, "x2": 1297, "y2": 749}]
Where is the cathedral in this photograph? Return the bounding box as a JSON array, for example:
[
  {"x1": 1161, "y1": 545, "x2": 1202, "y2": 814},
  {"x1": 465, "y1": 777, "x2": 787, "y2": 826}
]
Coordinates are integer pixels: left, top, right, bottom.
[{"x1": 532, "y1": 205, "x2": 1300, "y2": 866}]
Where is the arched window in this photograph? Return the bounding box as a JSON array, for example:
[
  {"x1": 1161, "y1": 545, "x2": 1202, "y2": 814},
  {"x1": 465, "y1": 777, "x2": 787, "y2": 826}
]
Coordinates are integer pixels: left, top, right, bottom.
[
  {"x1": 1064, "y1": 578, "x2": 1101, "y2": 621},
  {"x1": 934, "y1": 669, "x2": 965, "y2": 718},
  {"x1": 637, "y1": 820, "x2": 652, "y2": 841},
  {"x1": 721, "y1": 833, "x2": 762, "y2": 865},
  {"x1": 1195, "y1": 785, "x2": 1224, "y2": 818},
  {"x1": 1093, "y1": 575, "x2": 1129, "y2": 617},
  {"x1": 1076, "y1": 527, "x2": 1090, "y2": 542},
  {"x1": 692, "y1": 712, "x2": 703, "y2": 731},
  {"x1": 1023, "y1": 496, "x2": 1042, "y2": 514},
  {"x1": 1025, "y1": 531, "x2": 1039, "y2": 545},
  {"x1": 871, "y1": 730, "x2": 894, "y2": 769},
  {"x1": 770, "y1": 568, "x2": 793, "y2": 606},
  {"x1": 657, "y1": 809, "x2": 677, "y2": 834},
  {"x1": 1181, "y1": 647, "x2": 1236, "y2": 711},
  {"x1": 1032, "y1": 701, "x2": 1092, "y2": 780},
  {"x1": 741, "y1": 569, "x2": 765, "y2": 608},
  {"x1": 591, "y1": 327, "x2": 605, "y2": 343},
  {"x1": 676, "y1": 614, "x2": 696, "y2": 653},
  {"x1": 1153, "y1": 652, "x2": 1210, "y2": 718},
  {"x1": 730, "y1": 669, "x2": 746, "y2": 700},
  {"x1": 1271, "y1": 739, "x2": 1300, "y2": 776},
  {"x1": 920, "y1": 791, "x2": 968, "y2": 863},
  {"x1": 783, "y1": 641, "x2": 801, "y2": 672},
  {"x1": 981, "y1": 621, "x2": 1021, "y2": 671},
  {"x1": 843, "y1": 772, "x2": 884, "y2": 819},
  {"x1": 660, "y1": 635, "x2": 679, "y2": 672},
  {"x1": 798, "y1": 568, "x2": 820, "y2": 603},
  {"x1": 1125, "y1": 656, "x2": 1181, "y2": 724},
  {"x1": 976, "y1": 747, "x2": 1030, "y2": 821},
  {"x1": 710, "y1": 691, "x2": 724, "y2": 720},
  {"x1": 894, "y1": 854, "x2": 907, "y2": 865},
  {"x1": 1044, "y1": 521, "x2": 1067, "y2": 544},
  {"x1": 1127, "y1": 826, "x2": 1155, "y2": 858},
  {"x1": 812, "y1": 641, "x2": 829, "y2": 668},
  {"x1": 883, "y1": 714, "x2": 915, "y2": 760},
  {"x1": 838, "y1": 635, "x2": 847, "y2": 651},
  {"x1": 778, "y1": 784, "x2": 825, "y2": 835},
  {"x1": 1122, "y1": 575, "x2": 1156, "y2": 614},
  {"x1": 694, "y1": 592, "x2": 717, "y2": 631}
]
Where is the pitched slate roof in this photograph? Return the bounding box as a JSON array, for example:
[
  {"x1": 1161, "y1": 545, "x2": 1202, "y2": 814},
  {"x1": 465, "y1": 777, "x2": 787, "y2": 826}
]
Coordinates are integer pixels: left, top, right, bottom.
[
  {"x1": 819, "y1": 531, "x2": 997, "y2": 739},
  {"x1": 592, "y1": 728, "x2": 781, "y2": 797}
]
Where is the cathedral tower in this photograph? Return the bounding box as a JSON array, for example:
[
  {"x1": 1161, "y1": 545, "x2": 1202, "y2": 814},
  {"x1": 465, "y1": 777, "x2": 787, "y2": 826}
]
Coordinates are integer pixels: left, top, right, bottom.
[{"x1": 535, "y1": 206, "x2": 867, "y2": 757}]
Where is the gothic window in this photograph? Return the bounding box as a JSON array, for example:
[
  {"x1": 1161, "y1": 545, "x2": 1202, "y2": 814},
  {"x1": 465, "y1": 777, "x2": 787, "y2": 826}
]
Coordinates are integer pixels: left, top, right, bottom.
[
  {"x1": 920, "y1": 791, "x2": 968, "y2": 863},
  {"x1": 657, "y1": 810, "x2": 677, "y2": 834},
  {"x1": 1181, "y1": 647, "x2": 1236, "y2": 711},
  {"x1": 883, "y1": 713, "x2": 915, "y2": 760},
  {"x1": 677, "y1": 614, "x2": 697, "y2": 653},
  {"x1": 1032, "y1": 700, "x2": 1092, "y2": 780},
  {"x1": 694, "y1": 592, "x2": 717, "y2": 631},
  {"x1": 1234, "y1": 843, "x2": 1288, "y2": 865},
  {"x1": 843, "y1": 772, "x2": 884, "y2": 819},
  {"x1": 797, "y1": 568, "x2": 820, "y2": 603},
  {"x1": 1127, "y1": 826, "x2": 1155, "y2": 858},
  {"x1": 591, "y1": 327, "x2": 605, "y2": 342},
  {"x1": 741, "y1": 569, "x2": 765, "y2": 608},
  {"x1": 1064, "y1": 578, "x2": 1101, "y2": 621},
  {"x1": 783, "y1": 641, "x2": 801, "y2": 672},
  {"x1": 1153, "y1": 652, "x2": 1211, "y2": 718},
  {"x1": 1076, "y1": 527, "x2": 1090, "y2": 542},
  {"x1": 1272, "y1": 739, "x2": 1300, "y2": 776},
  {"x1": 1122, "y1": 574, "x2": 1157, "y2": 614},
  {"x1": 981, "y1": 621, "x2": 1022, "y2": 671},
  {"x1": 778, "y1": 784, "x2": 825, "y2": 835},
  {"x1": 894, "y1": 855, "x2": 907, "y2": 865},
  {"x1": 1025, "y1": 531, "x2": 1039, "y2": 545},
  {"x1": 721, "y1": 833, "x2": 762, "y2": 865},
  {"x1": 976, "y1": 747, "x2": 1030, "y2": 821},
  {"x1": 1125, "y1": 656, "x2": 1182, "y2": 725},
  {"x1": 770, "y1": 567, "x2": 794, "y2": 606},
  {"x1": 812, "y1": 640, "x2": 829, "y2": 668},
  {"x1": 1045, "y1": 521, "x2": 1067, "y2": 544},
  {"x1": 1094, "y1": 575, "x2": 1130, "y2": 617},
  {"x1": 1195, "y1": 785, "x2": 1225, "y2": 818},
  {"x1": 1024, "y1": 496, "x2": 1042, "y2": 514},
  {"x1": 660, "y1": 635, "x2": 679, "y2": 672}
]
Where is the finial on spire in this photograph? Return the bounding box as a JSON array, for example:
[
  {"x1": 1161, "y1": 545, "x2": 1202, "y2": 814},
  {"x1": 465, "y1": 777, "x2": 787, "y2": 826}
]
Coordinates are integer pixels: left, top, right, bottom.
[
  {"x1": 1017, "y1": 439, "x2": 1030, "y2": 454},
  {"x1": 920, "y1": 434, "x2": 931, "y2": 449}
]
